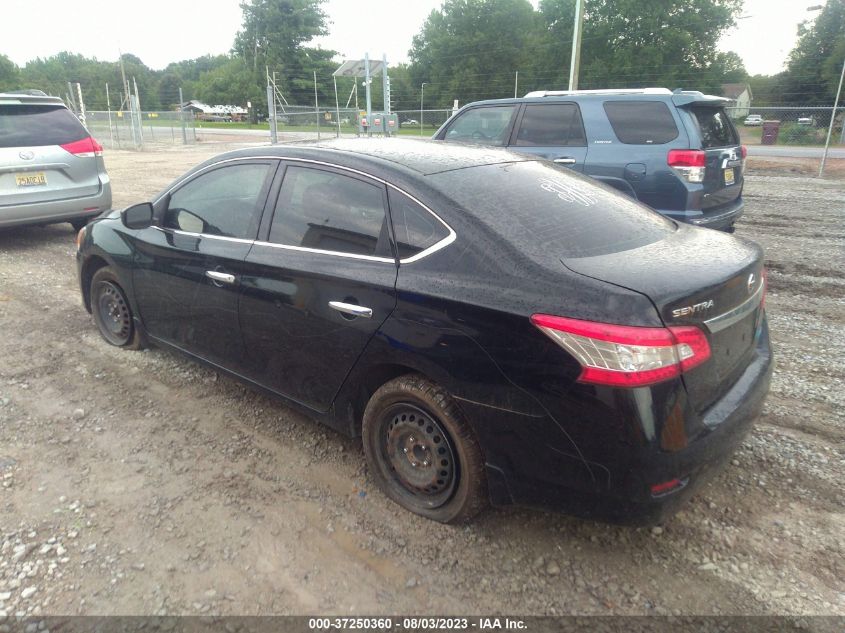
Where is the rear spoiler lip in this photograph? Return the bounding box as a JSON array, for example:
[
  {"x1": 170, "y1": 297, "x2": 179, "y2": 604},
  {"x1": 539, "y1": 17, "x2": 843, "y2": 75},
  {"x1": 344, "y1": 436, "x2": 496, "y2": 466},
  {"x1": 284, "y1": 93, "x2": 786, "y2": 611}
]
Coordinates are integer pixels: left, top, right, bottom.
[{"x1": 672, "y1": 93, "x2": 731, "y2": 107}]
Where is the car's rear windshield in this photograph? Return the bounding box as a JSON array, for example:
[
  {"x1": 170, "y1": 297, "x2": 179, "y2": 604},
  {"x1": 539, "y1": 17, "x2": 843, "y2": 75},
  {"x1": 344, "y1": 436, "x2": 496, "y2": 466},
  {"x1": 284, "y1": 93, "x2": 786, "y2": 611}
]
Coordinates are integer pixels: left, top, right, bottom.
[
  {"x1": 0, "y1": 104, "x2": 88, "y2": 148},
  {"x1": 689, "y1": 106, "x2": 738, "y2": 148},
  {"x1": 432, "y1": 161, "x2": 675, "y2": 259}
]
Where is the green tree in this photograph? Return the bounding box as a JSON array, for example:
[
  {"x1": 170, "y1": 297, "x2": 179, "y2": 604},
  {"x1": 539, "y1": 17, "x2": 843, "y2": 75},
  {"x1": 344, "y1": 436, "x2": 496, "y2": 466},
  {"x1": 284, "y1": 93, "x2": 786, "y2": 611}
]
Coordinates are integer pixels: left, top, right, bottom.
[
  {"x1": 196, "y1": 57, "x2": 265, "y2": 111},
  {"x1": 783, "y1": 0, "x2": 845, "y2": 104},
  {"x1": 408, "y1": 0, "x2": 538, "y2": 107},
  {"x1": 534, "y1": 0, "x2": 744, "y2": 93},
  {"x1": 233, "y1": 0, "x2": 336, "y2": 111},
  {"x1": 0, "y1": 54, "x2": 19, "y2": 91}
]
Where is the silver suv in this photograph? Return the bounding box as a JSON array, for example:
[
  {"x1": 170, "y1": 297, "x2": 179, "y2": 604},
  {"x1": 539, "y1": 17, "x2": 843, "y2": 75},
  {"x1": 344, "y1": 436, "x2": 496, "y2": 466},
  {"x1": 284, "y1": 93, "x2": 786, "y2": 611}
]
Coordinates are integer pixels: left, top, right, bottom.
[{"x1": 0, "y1": 91, "x2": 111, "y2": 231}]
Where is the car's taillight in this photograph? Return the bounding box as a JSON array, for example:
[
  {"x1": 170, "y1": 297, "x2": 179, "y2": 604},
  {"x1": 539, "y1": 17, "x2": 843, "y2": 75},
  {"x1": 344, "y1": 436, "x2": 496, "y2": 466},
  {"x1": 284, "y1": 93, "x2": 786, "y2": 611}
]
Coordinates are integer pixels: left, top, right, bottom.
[
  {"x1": 740, "y1": 145, "x2": 748, "y2": 159},
  {"x1": 530, "y1": 314, "x2": 711, "y2": 388},
  {"x1": 667, "y1": 149, "x2": 706, "y2": 183},
  {"x1": 60, "y1": 137, "x2": 103, "y2": 158}
]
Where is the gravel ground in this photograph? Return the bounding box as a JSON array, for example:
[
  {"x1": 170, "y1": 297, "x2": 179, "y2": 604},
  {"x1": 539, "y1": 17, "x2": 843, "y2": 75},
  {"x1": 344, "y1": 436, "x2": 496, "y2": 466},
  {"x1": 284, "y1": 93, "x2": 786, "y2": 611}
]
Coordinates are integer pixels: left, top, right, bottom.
[{"x1": 0, "y1": 145, "x2": 843, "y2": 618}]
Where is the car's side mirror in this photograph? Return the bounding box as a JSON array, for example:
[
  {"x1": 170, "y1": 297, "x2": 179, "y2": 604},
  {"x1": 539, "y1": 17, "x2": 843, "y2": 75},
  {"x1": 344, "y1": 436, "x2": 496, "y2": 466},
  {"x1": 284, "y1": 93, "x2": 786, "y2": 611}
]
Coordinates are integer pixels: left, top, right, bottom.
[{"x1": 121, "y1": 202, "x2": 155, "y2": 230}]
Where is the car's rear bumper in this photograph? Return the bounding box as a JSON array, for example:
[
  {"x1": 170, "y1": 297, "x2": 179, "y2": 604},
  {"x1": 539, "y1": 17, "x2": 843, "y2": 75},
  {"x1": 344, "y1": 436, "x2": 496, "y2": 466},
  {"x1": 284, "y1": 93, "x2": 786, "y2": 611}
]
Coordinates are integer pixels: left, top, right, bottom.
[
  {"x1": 658, "y1": 197, "x2": 744, "y2": 232},
  {"x1": 0, "y1": 182, "x2": 112, "y2": 228},
  {"x1": 467, "y1": 318, "x2": 773, "y2": 524}
]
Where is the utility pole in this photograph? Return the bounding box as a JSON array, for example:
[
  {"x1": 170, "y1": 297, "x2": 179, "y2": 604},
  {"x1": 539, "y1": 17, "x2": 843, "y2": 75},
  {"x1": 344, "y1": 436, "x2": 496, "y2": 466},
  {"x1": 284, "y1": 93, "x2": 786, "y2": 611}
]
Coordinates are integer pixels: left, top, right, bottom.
[
  {"x1": 76, "y1": 83, "x2": 86, "y2": 128},
  {"x1": 118, "y1": 50, "x2": 129, "y2": 109},
  {"x1": 333, "y1": 75, "x2": 342, "y2": 138},
  {"x1": 382, "y1": 54, "x2": 390, "y2": 114},
  {"x1": 568, "y1": 0, "x2": 585, "y2": 91},
  {"x1": 420, "y1": 83, "x2": 426, "y2": 136},
  {"x1": 514, "y1": 71, "x2": 519, "y2": 98},
  {"x1": 820, "y1": 56, "x2": 845, "y2": 178},
  {"x1": 178, "y1": 86, "x2": 187, "y2": 144},
  {"x1": 314, "y1": 71, "x2": 320, "y2": 140},
  {"x1": 364, "y1": 52, "x2": 372, "y2": 126},
  {"x1": 105, "y1": 83, "x2": 114, "y2": 148}
]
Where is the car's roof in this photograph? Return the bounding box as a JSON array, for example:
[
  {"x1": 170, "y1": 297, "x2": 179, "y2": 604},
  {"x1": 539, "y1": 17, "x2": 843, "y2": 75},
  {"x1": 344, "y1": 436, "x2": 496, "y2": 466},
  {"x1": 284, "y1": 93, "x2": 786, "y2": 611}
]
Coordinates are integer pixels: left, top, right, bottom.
[
  {"x1": 461, "y1": 89, "x2": 729, "y2": 109},
  {"x1": 221, "y1": 138, "x2": 533, "y2": 177},
  {"x1": 0, "y1": 92, "x2": 65, "y2": 107}
]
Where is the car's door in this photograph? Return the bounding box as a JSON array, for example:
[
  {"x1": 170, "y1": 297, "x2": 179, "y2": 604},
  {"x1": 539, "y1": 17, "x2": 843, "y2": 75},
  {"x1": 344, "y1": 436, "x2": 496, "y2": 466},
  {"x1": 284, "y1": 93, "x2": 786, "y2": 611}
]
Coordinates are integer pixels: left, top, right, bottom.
[
  {"x1": 132, "y1": 160, "x2": 276, "y2": 369},
  {"x1": 238, "y1": 162, "x2": 398, "y2": 412},
  {"x1": 506, "y1": 102, "x2": 589, "y2": 172}
]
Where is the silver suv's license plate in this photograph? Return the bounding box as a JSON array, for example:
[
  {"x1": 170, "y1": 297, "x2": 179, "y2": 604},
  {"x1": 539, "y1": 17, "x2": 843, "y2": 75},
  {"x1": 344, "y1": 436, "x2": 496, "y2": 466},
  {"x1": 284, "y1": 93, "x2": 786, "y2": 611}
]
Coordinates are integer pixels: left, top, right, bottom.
[{"x1": 15, "y1": 172, "x2": 47, "y2": 187}]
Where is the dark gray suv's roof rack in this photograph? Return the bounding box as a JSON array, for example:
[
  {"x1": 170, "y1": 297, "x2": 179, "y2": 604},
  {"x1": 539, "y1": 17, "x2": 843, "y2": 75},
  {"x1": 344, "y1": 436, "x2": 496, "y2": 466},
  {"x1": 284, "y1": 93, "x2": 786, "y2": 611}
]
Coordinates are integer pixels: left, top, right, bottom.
[
  {"x1": 0, "y1": 92, "x2": 65, "y2": 106},
  {"x1": 524, "y1": 88, "x2": 673, "y2": 98}
]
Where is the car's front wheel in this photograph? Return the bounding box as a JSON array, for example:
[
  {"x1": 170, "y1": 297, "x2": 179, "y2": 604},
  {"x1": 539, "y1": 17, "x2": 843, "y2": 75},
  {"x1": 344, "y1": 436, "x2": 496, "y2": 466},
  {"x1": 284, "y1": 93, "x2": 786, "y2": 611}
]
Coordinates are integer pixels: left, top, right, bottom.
[
  {"x1": 362, "y1": 374, "x2": 488, "y2": 523},
  {"x1": 90, "y1": 267, "x2": 142, "y2": 350}
]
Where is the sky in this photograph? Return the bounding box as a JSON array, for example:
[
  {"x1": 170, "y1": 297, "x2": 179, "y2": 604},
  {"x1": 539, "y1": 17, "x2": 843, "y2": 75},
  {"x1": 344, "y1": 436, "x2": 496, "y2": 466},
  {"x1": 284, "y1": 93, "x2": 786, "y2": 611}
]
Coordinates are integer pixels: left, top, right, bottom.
[{"x1": 0, "y1": 0, "x2": 829, "y2": 76}]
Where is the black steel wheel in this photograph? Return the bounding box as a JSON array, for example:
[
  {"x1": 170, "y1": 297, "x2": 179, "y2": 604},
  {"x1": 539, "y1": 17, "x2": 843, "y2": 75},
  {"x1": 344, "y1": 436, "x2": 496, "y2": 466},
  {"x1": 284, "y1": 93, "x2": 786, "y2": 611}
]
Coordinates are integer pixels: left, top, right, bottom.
[
  {"x1": 90, "y1": 267, "x2": 142, "y2": 349},
  {"x1": 362, "y1": 374, "x2": 488, "y2": 523}
]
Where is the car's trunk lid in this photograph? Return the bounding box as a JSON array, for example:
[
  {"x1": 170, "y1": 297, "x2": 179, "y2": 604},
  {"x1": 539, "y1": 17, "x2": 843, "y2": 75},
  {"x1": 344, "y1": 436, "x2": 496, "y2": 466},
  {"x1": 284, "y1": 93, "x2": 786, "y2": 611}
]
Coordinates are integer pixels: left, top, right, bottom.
[
  {"x1": 0, "y1": 145, "x2": 100, "y2": 206},
  {"x1": 0, "y1": 103, "x2": 100, "y2": 207},
  {"x1": 563, "y1": 224, "x2": 765, "y2": 413},
  {"x1": 682, "y1": 103, "x2": 744, "y2": 210}
]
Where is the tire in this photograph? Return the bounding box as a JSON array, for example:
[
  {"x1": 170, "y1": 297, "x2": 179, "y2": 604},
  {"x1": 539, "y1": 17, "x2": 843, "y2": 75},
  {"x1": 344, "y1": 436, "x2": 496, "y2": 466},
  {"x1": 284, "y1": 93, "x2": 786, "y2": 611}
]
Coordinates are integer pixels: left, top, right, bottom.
[
  {"x1": 362, "y1": 374, "x2": 488, "y2": 523},
  {"x1": 89, "y1": 267, "x2": 143, "y2": 350},
  {"x1": 69, "y1": 218, "x2": 89, "y2": 232}
]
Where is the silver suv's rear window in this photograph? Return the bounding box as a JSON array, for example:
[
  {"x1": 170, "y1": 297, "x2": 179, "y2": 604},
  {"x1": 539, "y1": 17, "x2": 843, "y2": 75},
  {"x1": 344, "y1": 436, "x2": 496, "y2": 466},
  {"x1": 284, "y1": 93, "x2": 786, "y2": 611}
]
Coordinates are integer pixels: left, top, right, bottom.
[
  {"x1": 0, "y1": 105, "x2": 88, "y2": 148},
  {"x1": 433, "y1": 161, "x2": 675, "y2": 259}
]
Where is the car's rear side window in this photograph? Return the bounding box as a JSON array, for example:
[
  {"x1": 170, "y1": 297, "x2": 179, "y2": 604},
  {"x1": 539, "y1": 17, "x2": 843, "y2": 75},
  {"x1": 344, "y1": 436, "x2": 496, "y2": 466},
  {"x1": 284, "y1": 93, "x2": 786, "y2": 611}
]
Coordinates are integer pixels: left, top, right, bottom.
[
  {"x1": 689, "y1": 106, "x2": 738, "y2": 148},
  {"x1": 387, "y1": 189, "x2": 450, "y2": 259},
  {"x1": 0, "y1": 105, "x2": 88, "y2": 148},
  {"x1": 514, "y1": 104, "x2": 587, "y2": 147},
  {"x1": 603, "y1": 101, "x2": 679, "y2": 145},
  {"x1": 433, "y1": 161, "x2": 674, "y2": 259},
  {"x1": 442, "y1": 106, "x2": 517, "y2": 146},
  {"x1": 269, "y1": 166, "x2": 388, "y2": 257}
]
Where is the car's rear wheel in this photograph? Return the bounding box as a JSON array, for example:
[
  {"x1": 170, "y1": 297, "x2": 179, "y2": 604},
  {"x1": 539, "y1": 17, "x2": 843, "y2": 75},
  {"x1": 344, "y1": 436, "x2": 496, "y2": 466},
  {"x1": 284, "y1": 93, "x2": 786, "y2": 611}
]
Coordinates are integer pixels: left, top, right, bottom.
[
  {"x1": 362, "y1": 374, "x2": 488, "y2": 523},
  {"x1": 90, "y1": 267, "x2": 142, "y2": 350}
]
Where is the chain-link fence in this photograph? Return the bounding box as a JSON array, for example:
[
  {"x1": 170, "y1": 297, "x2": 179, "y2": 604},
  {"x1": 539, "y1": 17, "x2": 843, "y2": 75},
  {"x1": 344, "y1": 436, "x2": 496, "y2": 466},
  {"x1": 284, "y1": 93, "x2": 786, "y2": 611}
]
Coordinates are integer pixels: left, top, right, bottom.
[
  {"x1": 86, "y1": 110, "x2": 198, "y2": 150},
  {"x1": 726, "y1": 106, "x2": 845, "y2": 147},
  {"x1": 263, "y1": 106, "x2": 455, "y2": 140}
]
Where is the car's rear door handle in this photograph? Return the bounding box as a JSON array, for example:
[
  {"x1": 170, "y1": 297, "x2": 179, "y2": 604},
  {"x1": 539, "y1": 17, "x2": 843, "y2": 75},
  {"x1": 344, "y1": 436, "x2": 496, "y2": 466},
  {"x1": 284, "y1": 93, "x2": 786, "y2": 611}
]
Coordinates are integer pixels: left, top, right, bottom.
[
  {"x1": 553, "y1": 157, "x2": 577, "y2": 165},
  {"x1": 328, "y1": 301, "x2": 373, "y2": 318},
  {"x1": 205, "y1": 270, "x2": 236, "y2": 285}
]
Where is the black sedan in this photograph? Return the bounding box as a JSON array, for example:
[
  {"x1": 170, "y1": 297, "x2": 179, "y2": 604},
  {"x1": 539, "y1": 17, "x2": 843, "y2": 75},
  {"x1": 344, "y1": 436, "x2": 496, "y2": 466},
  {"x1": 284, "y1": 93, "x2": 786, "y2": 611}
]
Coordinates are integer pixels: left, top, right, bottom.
[{"x1": 76, "y1": 139, "x2": 772, "y2": 524}]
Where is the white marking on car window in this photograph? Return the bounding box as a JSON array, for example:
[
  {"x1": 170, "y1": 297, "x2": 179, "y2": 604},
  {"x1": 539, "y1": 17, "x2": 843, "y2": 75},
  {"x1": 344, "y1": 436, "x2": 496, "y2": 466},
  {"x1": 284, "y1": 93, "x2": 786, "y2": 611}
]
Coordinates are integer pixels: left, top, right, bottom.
[{"x1": 539, "y1": 177, "x2": 597, "y2": 207}]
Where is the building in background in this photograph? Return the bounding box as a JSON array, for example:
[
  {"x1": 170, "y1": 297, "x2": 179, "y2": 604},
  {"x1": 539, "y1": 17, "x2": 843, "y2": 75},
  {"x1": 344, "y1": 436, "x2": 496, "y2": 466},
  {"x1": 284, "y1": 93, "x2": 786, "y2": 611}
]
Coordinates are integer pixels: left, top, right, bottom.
[
  {"x1": 179, "y1": 100, "x2": 248, "y2": 122},
  {"x1": 721, "y1": 83, "x2": 753, "y2": 118}
]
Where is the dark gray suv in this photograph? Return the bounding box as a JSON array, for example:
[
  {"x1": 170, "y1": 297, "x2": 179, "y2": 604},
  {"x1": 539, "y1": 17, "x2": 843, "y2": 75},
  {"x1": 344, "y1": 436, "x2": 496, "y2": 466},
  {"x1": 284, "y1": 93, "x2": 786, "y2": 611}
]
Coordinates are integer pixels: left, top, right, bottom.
[
  {"x1": 433, "y1": 88, "x2": 745, "y2": 232},
  {"x1": 0, "y1": 91, "x2": 112, "y2": 231}
]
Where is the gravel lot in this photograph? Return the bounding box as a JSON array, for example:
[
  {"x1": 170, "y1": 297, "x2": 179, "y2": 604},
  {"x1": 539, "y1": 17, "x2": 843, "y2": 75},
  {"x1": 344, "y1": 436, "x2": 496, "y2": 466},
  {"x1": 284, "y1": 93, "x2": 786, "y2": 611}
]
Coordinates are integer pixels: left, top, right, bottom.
[{"x1": 0, "y1": 144, "x2": 843, "y2": 618}]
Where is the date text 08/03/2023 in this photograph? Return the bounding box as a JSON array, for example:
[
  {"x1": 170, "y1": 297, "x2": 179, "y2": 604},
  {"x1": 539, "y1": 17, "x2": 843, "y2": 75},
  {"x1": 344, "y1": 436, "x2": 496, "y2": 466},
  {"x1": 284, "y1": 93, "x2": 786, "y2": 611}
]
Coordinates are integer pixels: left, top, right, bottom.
[{"x1": 307, "y1": 617, "x2": 528, "y2": 630}]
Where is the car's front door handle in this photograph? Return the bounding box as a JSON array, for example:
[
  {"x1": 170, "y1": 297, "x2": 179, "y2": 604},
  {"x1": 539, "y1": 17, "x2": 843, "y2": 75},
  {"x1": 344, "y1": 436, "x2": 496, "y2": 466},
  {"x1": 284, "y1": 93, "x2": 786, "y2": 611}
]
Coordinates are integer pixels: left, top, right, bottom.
[
  {"x1": 553, "y1": 157, "x2": 577, "y2": 165},
  {"x1": 205, "y1": 270, "x2": 236, "y2": 285},
  {"x1": 328, "y1": 301, "x2": 373, "y2": 319}
]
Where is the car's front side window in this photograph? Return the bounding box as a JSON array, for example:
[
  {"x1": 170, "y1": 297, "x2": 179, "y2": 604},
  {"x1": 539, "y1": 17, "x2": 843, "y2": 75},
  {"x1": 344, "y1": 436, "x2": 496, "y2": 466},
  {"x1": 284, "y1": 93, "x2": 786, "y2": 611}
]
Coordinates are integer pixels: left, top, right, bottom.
[
  {"x1": 443, "y1": 106, "x2": 517, "y2": 146},
  {"x1": 164, "y1": 163, "x2": 272, "y2": 239},
  {"x1": 268, "y1": 166, "x2": 388, "y2": 257}
]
